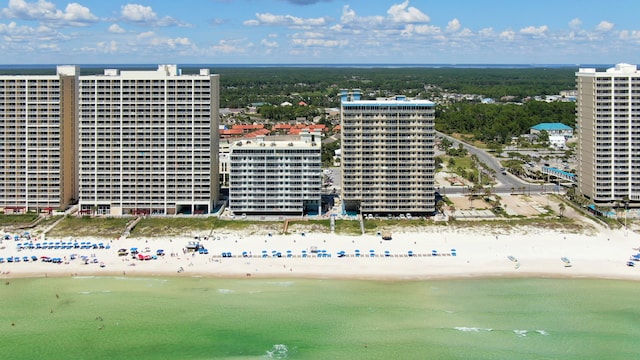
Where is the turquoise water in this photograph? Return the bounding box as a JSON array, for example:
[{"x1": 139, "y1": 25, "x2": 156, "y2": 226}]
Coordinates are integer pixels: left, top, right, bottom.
[{"x1": 1, "y1": 277, "x2": 639, "y2": 359}]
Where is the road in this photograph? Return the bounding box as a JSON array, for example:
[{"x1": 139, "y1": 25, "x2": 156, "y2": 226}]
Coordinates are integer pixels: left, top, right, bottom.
[{"x1": 436, "y1": 131, "x2": 533, "y2": 195}]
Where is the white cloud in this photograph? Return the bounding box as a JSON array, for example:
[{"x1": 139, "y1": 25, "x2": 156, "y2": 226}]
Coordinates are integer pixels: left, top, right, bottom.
[
  {"x1": 244, "y1": 12, "x2": 327, "y2": 28},
  {"x1": 569, "y1": 18, "x2": 581, "y2": 29},
  {"x1": 520, "y1": 25, "x2": 548, "y2": 37},
  {"x1": 596, "y1": 20, "x2": 614, "y2": 32},
  {"x1": 292, "y1": 38, "x2": 348, "y2": 47},
  {"x1": 446, "y1": 18, "x2": 461, "y2": 32},
  {"x1": 108, "y1": 24, "x2": 125, "y2": 33},
  {"x1": 260, "y1": 38, "x2": 278, "y2": 48},
  {"x1": 1, "y1": 0, "x2": 98, "y2": 27},
  {"x1": 478, "y1": 27, "x2": 494, "y2": 37},
  {"x1": 121, "y1": 3, "x2": 187, "y2": 27},
  {"x1": 499, "y1": 30, "x2": 515, "y2": 41},
  {"x1": 619, "y1": 30, "x2": 640, "y2": 42},
  {"x1": 387, "y1": 1, "x2": 429, "y2": 23},
  {"x1": 0, "y1": 21, "x2": 66, "y2": 42},
  {"x1": 401, "y1": 23, "x2": 440, "y2": 37},
  {"x1": 211, "y1": 39, "x2": 246, "y2": 53},
  {"x1": 97, "y1": 40, "x2": 118, "y2": 53},
  {"x1": 340, "y1": 5, "x2": 358, "y2": 24},
  {"x1": 150, "y1": 37, "x2": 191, "y2": 48},
  {"x1": 137, "y1": 30, "x2": 154, "y2": 39},
  {"x1": 38, "y1": 42, "x2": 58, "y2": 50}
]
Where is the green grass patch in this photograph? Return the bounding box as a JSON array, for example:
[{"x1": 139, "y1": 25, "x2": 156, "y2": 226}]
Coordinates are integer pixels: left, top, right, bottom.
[
  {"x1": 131, "y1": 217, "x2": 217, "y2": 237},
  {"x1": 47, "y1": 216, "x2": 131, "y2": 238},
  {"x1": 130, "y1": 217, "x2": 284, "y2": 237},
  {"x1": 334, "y1": 219, "x2": 363, "y2": 235},
  {"x1": 287, "y1": 219, "x2": 330, "y2": 234},
  {"x1": 0, "y1": 214, "x2": 39, "y2": 227}
]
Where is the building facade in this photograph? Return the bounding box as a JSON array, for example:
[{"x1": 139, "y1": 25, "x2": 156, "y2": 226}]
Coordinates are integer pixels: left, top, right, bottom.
[
  {"x1": 576, "y1": 63, "x2": 640, "y2": 205},
  {"x1": 0, "y1": 66, "x2": 79, "y2": 213},
  {"x1": 78, "y1": 65, "x2": 219, "y2": 215},
  {"x1": 228, "y1": 131, "x2": 322, "y2": 215},
  {"x1": 340, "y1": 90, "x2": 436, "y2": 215}
]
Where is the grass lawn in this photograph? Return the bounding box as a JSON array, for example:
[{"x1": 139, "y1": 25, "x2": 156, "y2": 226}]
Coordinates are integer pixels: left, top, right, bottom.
[
  {"x1": 0, "y1": 214, "x2": 40, "y2": 227},
  {"x1": 46, "y1": 216, "x2": 132, "y2": 238}
]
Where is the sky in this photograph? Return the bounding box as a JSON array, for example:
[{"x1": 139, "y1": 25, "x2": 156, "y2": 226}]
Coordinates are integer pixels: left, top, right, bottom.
[{"x1": 0, "y1": 0, "x2": 638, "y2": 65}]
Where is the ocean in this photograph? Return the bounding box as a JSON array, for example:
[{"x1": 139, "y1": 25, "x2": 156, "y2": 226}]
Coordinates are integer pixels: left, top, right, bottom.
[{"x1": 1, "y1": 276, "x2": 638, "y2": 359}]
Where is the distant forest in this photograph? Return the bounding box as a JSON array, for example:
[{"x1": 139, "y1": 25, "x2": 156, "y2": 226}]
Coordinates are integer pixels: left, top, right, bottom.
[
  {"x1": 1, "y1": 65, "x2": 583, "y2": 145},
  {"x1": 204, "y1": 66, "x2": 579, "y2": 145}
]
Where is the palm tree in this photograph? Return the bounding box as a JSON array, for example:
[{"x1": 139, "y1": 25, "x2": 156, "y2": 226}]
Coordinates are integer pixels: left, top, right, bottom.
[{"x1": 558, "y1": 203, "x2": 566, "y2": 218}]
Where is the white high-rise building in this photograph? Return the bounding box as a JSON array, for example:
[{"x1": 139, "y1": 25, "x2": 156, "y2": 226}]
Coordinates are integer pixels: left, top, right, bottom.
[
  {"x1": 340, "y1": 90, "x2": 436, "y2": 215},
  {"x1": 576, "y1": 63, "x2": 640, "y2": 205},
  {"x1": 0, "y1": 66, "x2": 79, "y2": 213},
  {"x1": 228, "y1": 131, "x2": 322, "y2": 215},
  {"x1": 78, "y1": 65, "x2": 219, "y2": 215}
]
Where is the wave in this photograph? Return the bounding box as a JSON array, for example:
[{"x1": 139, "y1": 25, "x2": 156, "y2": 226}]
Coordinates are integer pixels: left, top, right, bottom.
[
  {"x1": 264, "y1": 344, "x2": 288, "y2": 359},
  {"x1": 454, "y1": 327, "x2": 549, "y2": 337},
  {"x1": 514, "y1": 330, "x2": 528, "y2": 337},
  {"x1": 454, "y1": 327, "x2": 493, "y2": 332},
  {"x1": 266, "y1": 281, "x2": 295, "y2": 287},
  {"x1": 217, "y1": 288, "x2": 235, "y2": 294}
]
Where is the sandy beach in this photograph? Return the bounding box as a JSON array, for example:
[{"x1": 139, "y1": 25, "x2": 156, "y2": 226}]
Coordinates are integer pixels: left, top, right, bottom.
[{"x1": 2, "y1": 223, "x2": 640, "y2": 281}]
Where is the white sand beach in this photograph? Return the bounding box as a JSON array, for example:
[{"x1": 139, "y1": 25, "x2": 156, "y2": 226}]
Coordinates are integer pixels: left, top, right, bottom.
[{"x1": 2, "y1": 224, "x2": 640, "y2": 281}]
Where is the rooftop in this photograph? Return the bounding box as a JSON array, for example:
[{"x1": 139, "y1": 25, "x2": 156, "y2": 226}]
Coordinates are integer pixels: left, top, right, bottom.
[{"x1": 531, "y1": 123, "x2": 572, "y2": 131}]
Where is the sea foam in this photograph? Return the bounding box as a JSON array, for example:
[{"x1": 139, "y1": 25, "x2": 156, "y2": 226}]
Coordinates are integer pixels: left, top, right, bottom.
[
  {"x1": 264, "y1": 344, "x2": 288, "y2": 359},
  {"x1": 454, "y1": 327, "x2": 493, "y2": 332}
]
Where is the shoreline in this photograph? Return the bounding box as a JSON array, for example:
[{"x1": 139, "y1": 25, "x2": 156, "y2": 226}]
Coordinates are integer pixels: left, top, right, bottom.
[{"x1": 2, "y1": 225, "x2": 640, "y2": 282}]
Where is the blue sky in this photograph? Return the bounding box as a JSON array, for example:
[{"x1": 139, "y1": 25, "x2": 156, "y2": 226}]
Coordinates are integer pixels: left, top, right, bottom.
[{"x1": 0, "y1": 0, "x2": 638, "y2": 64}]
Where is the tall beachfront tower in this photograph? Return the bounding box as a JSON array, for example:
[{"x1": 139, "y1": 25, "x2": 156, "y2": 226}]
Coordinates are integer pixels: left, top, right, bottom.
[
  {"x1": 78, "y1": 65, "x2": 220, "y2": 216},
  {"x1": 340, "y1": 90, "x2": 436, "y2": 216},
  {"x1": 576, "y1": 63, "x2": 640, "y2": 206},
  {"x1": 228, "y1": 131, "x2": 322, "y2": 215},
  {"x1": 0, "y1": 66, "x2": 79, "y2": 213}
]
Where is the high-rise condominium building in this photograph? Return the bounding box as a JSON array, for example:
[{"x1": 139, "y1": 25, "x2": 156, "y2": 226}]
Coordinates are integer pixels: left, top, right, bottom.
[
  {"x1": 228, "y1": 131, "x2": 322, "y2": 215},
  {"x1": 0, "y1": 66, "x2": 79, "y2": 213},
  {"x1": 340, "y1": 90, "x2": 436, "y2": 215},
  {"x1": 576, "y1": 63, "x2": 640, "y2": 206},
  {"x1": 78, "y1": 65, "x2": 219, "y2": 215}
]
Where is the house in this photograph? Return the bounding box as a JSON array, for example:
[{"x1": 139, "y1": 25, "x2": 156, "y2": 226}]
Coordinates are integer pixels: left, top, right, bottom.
[{"x1": 530, "y1": 123, "x2": 573, "y2": 138}]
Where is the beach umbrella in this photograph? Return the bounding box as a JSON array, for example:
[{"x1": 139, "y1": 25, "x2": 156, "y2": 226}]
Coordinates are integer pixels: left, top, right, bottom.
[
  {"x1": 408, "y1": 250, "x2": 413, "y2": 257},
  {"x1": 451, "y1": 249, "x2": 457, "y2": 256},
  {"x1": 432, "y1": 250, "x2": 438, "y2": 256},
  {"x1": 384, "y1": 250, "x2": 390, "y2": 257}
]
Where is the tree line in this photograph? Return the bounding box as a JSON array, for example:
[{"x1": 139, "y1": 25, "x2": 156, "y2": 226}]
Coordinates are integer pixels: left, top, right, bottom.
[{"x1": 436, "y1": 101, "x2": 575, "y2": 145}]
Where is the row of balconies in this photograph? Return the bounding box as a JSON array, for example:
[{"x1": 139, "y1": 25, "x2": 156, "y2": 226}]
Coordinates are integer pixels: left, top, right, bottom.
[{"x1": 229, "y1": 195, "x2": 315, "y2": 200}]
